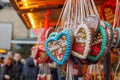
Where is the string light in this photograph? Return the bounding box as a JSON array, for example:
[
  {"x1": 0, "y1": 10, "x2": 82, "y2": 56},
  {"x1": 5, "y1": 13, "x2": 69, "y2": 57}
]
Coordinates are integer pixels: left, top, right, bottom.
[{"x1": 28, "y1": 13, "x2": 36, "y2": 29}]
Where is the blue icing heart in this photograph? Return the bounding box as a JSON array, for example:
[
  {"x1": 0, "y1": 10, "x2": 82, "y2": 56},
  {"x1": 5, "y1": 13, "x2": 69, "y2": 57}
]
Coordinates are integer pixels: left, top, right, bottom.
[
  {"x1": 45, "y1": 30, "x2": 72, "y2": 65},
  {"x1": 49, "y1": 29, "x2": 73, "y2": 38}
]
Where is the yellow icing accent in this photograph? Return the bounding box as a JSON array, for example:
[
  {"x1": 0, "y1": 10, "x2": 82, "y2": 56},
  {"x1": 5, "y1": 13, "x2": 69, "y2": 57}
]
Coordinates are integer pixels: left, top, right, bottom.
[
  {"x1": 82, "y1": 29, "x2": 85, "y2": 33},
  {"x1": 63, "y1": 47, "x2": 66, "y2": 51},
  {"x1": 48, "y1": 43, "x2": 51, "y2": 46},
  {"x1": 81, "y1": 34, "x2": 86, "y2": 38},
  {"x1": 81, "y1": 43, "x2": 85, "y2": 47},
  {"x1": 63, "y1": 36, "x2": 66, "y2": 39},
  {"x1": 52, "y1": 52, "x2": 55, "y2": 55},
  {"x1": 97, "y1": 36, "x2": 100, "y2": 39},
  {"x1": 98, "y1": 33, "x2": 101, "y2": 36}
]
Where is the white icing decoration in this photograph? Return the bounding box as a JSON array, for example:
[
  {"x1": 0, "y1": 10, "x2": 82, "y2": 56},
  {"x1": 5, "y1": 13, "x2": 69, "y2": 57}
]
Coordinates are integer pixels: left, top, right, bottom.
[
  {"x1": 92, "y1": 39, "x2": 102, "y2": 45},
  {"x1": 48, "y1": 39, "x2": 67, "y2": 52},
  {"x1": 57, "y1": 56, "x2": 63, "y2": 61},
  {"x1": 49, "y1": 45, "x2": 60, "y2": 52},
  {"x1": 76, "y1": 38, "x2": 87, "y2": 43},
  {"x1": 72, "y1": 23, "x2": 91, "y2": 59}
]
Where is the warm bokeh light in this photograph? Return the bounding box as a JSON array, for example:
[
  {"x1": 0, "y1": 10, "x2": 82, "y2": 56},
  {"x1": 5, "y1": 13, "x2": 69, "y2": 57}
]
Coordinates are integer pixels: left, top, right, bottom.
[
  {"x1": 14, "y1": 0, "x2": 65, "y2": 10},
  {"x1": 10, "y1": 0, "x2": 63, "y2": 29},
  {"x1": 28, "y1": 13, "x2": 35, "y2": 28},
  {"x1": 0, "y1": 49, "x2": 7, "y2": 53}
]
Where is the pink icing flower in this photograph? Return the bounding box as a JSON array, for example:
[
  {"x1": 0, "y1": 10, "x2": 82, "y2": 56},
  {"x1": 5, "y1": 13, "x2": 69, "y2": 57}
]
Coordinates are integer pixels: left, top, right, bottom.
[{"x1": 56, "y1": 52, "x2": 63, "y2": 60}]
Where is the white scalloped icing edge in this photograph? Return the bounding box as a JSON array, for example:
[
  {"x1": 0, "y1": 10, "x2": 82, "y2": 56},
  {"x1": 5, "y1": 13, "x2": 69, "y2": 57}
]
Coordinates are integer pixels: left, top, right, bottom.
[{"x1": 72, "y1": 23, "x2": 91, "y2": 59}]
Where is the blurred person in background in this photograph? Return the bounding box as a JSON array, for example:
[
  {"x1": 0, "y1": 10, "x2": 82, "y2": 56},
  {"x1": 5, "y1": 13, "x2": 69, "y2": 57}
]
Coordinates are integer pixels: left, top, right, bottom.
[
  {"x1": 13, "y1": 53, "x2": 24, "y2": 80},
  {"x1": 0, "y1": 55, "x2": 19, "y2": 80},
  {"x1": 21, "y1": 54, "x2": 39, "y2": 80},
  {"x1": 0, "y1": 56, "x2": 5, "y2": 67},
  {"x1": 21, "y1": 58, "x2": 26, "y2": 64}
]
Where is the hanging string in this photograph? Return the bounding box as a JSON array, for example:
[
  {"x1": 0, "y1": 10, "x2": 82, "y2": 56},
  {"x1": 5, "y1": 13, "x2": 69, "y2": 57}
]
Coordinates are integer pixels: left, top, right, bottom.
[
  {"x1": 69, "y1": 0, "x2": 74, "y2": 30},
  {"x1": 77, "y1": 0, "x2": 81, "y2": 25},
  {"x1": 70, "y1": 0, "x2": 79, "y2": 32},
  {"x1": 113, "y1": 0, "x2": 120, "y2": 29},
  {"x1": 82, "y1": 0, "x2": 86, "y2": 22},
  {"x1": 91, "y1": 0, "x2": 100, "y2": 17},
  {"x1": 62, "y1": 0, "x2": 72, "y2": 30},
  {"x1": 84, "y1": 0, "x2": 89, "y2": 18},
  {"x1": 114, "y1": 58, "x2": 120, "y2": 80},
  {"x1": 87, "y1": 0, "x2": 94, "y2": 16},
  {"x1": 66, "y1": 60, "x2": 74, "y2": 80},
  {"x1": 66, "y1": 0, "x2": 73, "y2": 28},
  {"x1": 54, "y1": 0, "x2": 68, "y2": 32},
  {"x1": 73, "y1": 0, "x2": 78, "y2": 32},
  {"x1": 62, "y1": 0, "x2": 71, "y2": 29},
  {"x1": 66, "y1": 62, "x2": 69, "y2": 80},
  {"x1": 80, "y1": 0, "x2": 84, "y2": 24}
]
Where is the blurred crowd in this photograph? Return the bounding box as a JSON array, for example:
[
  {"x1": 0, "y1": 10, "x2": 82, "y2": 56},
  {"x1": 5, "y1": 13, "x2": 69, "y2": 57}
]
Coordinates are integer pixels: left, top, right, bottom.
[
  {"x1": 0, "y1": 52, "x2": 58, "y2": 80},
  {"x1": 0, "y1": 52, "x2": 38, "y2": 80}
]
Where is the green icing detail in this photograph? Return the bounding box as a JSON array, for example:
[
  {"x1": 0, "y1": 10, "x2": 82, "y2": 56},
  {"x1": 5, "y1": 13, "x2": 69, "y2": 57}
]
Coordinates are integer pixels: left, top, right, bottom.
[{"x1": 105, "y1": 21, "x2": 112, "y2": 28}]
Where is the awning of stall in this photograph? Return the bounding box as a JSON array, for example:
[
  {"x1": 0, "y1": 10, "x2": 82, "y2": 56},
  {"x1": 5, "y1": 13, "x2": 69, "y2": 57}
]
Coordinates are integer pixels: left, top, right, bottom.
[
  {"x1": 10, "y1": 0, "x2": 65, "y2": 29},
  {"x1": 10, "y1": 0, "x2": 106, "y2": 29}
]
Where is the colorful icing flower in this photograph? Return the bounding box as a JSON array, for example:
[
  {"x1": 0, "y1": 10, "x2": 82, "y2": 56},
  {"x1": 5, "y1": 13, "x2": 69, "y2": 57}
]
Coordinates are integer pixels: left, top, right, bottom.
[
  {"x1": 91, "y1": 45, "x2": 100, "y2": 56},
  {"x1": 56, "y1": 52, "x2": 63, "y2": 61}
]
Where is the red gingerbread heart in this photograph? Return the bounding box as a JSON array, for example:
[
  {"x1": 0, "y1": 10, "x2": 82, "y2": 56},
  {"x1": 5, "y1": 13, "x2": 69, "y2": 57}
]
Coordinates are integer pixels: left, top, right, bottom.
[{"x1": 72, "y1": 23, "x2": 92, "y2": 59}]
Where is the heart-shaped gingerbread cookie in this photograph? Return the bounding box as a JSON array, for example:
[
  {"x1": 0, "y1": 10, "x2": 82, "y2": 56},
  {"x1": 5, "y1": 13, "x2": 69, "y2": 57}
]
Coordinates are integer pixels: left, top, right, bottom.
[
  {"x1": 33, "y1": 45, "x2": 49, "y2": 63},
  {"x1": 35, "y1": 47, "x2": 49, "y2": 63},
  {"x1": 72, "y1": 23, "x2": 92, "y2": 59},
  {"x1": 88, "y1": 25, "x2": 107, "y2": 62},
  {"x1": 45, "y1": 29, "x2": 73, "y2": 65}
]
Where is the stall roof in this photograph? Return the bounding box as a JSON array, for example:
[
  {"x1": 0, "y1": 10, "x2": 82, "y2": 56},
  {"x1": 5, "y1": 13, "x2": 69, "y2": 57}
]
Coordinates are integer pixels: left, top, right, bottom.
[
  {"x1": 10, "y1": 0, "x2": 105, "y2": 29},
  {"x1": 10, "y1": 0, "x2": 65, "y2": 29}
]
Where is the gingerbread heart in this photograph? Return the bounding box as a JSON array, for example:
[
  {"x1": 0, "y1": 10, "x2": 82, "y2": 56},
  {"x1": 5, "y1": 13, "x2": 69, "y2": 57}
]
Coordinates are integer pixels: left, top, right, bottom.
[
  {"x1": 35, "y1": 47, "x2": 49, "y2": 63},
  {"x1": 72, "y1": 23, "x2": 92, "y2": 59},
  {"x1": 88, "y1": 25, "x2": 107, "y2": 62},
  {"x1": 85, "y1": 15, "x2": 100, "y2": 36},
  {"x1": 114, "y1": 28, "x2": 120, "y2": 48},
  {"x1": 33, "y1": 44, "x2": 49, "y2": 63},
  {"x1": 45, "y1": 30, "x2": 73, "y2": 65}
]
